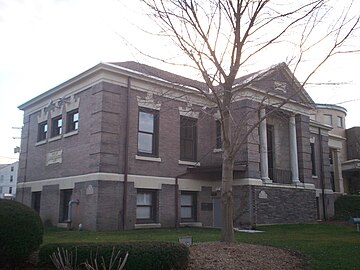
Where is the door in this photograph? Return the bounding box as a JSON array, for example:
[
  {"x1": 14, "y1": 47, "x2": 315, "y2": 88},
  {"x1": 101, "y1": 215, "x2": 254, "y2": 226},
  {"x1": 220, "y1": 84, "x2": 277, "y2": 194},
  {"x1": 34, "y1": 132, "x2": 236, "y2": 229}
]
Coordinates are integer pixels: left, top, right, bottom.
[{"x1": 213, "y1": 198, "x2": 222, "y2": 228}]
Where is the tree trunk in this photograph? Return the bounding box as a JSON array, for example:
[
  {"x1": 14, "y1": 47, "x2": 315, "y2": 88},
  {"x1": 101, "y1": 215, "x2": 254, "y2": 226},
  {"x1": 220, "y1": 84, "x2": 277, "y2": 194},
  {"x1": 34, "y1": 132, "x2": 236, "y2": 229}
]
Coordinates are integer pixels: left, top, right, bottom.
[{"x1": 220, "y1": 151, "x2": 235, "y2": 242}]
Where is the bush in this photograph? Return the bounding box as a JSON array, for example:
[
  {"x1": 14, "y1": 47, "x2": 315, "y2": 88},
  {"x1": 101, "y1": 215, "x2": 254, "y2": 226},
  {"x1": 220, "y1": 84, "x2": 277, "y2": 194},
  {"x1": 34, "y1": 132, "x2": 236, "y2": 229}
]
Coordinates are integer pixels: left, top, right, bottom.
[
  {"x1": 39, "y1": 241, "x2": 189, "y2": 270},
  {"x1": 334, "y1": 195, "x2": 360, "y2": 220},
  {"x1": 0, "y1": 199, "x2": 44, "y2": 266}
]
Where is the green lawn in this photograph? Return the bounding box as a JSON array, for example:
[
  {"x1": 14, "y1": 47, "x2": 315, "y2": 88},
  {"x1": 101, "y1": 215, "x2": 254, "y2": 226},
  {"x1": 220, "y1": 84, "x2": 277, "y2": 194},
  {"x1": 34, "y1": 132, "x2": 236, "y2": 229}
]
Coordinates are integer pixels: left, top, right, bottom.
[{"x1": 44, "y1": 223, "x2": 360, "y2": 270}]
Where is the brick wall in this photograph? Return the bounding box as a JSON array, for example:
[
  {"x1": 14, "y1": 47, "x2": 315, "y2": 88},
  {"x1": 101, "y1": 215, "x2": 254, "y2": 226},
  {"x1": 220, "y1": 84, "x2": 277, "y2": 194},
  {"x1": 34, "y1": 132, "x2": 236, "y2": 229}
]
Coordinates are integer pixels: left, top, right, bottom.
[{"x1": 41, "y1": 185, "x2": 60, "y2": 226}]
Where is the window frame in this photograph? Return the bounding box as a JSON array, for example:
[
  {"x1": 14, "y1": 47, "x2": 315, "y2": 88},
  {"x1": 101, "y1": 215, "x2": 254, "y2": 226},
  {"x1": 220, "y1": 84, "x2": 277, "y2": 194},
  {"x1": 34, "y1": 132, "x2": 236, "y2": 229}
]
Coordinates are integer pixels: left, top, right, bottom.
[
  {"x1": 180, "y1": 191, "x2": 197, "y2": 222},
  {"x1": 51, "y1": 116, "x2": 63, "y2": 138},
  {"x1": 337, "y1": 116, "x2": 344, "y2": 128},
  {"x1": 66, "y1": 109, "x2": 79, "y2": 133},
  {"x1": 37, "y1": 121, "x2": 48, "y2": 142},
  {"x1": 59, "y1": 189, "x2": 72, "y2": 222},
  {"x1": 310, "y1": 142, "x2": 317, "y2": 176},
  {"x1": 215, "y1": 120, "x2": 222, "y2": 149},
  {"x1": 180, "y1": 116, "x2": 197, "y2": 161},
  {"x1": 136, "y1": 189, "x2": 157, "y2": 224},
  {"x1": 137, "y1": 108, "x2": 159, "y2": 157},
  {"x1": 32, "y1": 191, "x2": 41, "y2": 214},
  {"x1": 324, "y1": 114, "x2": 333, "y2": 126}
]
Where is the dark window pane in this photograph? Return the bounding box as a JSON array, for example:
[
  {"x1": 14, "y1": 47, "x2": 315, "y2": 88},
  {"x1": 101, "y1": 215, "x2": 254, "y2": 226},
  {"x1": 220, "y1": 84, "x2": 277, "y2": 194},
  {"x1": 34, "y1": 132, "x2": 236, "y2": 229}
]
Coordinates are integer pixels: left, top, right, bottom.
[
  {"x1": 67, "y1": 110, "x2": 79, "y2": 132},
  {"x1": 38, "y1": 122, "x2": 48, "y2": 141},
  {"x1": 180, "y1": 117, "x2": 197, "y2": 161},
  {"x1": 137, "y1": 108, "x2": 158, "y2": 156},
  {"x1": 51, "y1": 116, "x2": 62, "y2": 137},
  {"x1": 216, "y1": 120, "x2": 222, "y2": 148}
]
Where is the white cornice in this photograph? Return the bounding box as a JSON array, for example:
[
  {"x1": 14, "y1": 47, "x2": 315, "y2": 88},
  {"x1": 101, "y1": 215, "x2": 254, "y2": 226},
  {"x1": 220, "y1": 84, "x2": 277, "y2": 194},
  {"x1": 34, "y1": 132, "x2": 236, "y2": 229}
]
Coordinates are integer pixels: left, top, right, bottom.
[
  {"x1": 233, "y1": 88, "x2": 313, "y2": 115},
  {"x1": 18, "y1": 63, "x2": 213, "y2": 117}
]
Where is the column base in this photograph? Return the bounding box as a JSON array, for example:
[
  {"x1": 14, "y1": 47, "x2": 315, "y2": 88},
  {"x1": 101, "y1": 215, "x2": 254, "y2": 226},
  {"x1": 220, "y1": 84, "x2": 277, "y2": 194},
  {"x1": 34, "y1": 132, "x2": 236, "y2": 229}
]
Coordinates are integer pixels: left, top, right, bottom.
[
  {"x1": 292, "y1": 180, "x2": 304, "y2": 187},
  {"x1": 262, "y1": 178, "x2": 273, "y2": 184}
]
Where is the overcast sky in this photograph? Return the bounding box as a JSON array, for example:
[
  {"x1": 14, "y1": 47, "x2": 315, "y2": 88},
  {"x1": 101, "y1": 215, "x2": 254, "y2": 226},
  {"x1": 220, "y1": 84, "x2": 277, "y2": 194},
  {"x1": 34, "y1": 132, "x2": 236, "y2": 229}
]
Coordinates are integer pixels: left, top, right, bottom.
[{"x1": 0, "y1": 0, "x2": 359, "y2": 164}]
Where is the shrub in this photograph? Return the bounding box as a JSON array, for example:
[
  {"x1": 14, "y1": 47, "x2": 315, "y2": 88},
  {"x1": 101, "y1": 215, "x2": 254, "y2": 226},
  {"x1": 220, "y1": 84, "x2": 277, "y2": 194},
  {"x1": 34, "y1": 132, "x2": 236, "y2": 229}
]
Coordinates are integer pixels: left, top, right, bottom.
[
  {"x1": 334, "y1": 195, "x2": 360, "y2": 220},
  {"x1": 0, "y1": 199, "x2": 44, "y2": 266},
  {"x1": 39, "y1": 241, "x2": 189, "y2": 270}
]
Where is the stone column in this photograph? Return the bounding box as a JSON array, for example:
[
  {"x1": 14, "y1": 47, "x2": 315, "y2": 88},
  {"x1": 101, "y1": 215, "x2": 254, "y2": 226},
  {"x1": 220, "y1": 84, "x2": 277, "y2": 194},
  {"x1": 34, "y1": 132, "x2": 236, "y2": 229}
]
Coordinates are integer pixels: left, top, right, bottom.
[
  {"x1": 259, "y1": 109, "x2": 271, "y2": 183},
  {"x1": 333, "y1": 149, "x2": 344, "y2": 193},
  {"x1": 289, "y1": 114, "x2": 300, "y2": 183}
]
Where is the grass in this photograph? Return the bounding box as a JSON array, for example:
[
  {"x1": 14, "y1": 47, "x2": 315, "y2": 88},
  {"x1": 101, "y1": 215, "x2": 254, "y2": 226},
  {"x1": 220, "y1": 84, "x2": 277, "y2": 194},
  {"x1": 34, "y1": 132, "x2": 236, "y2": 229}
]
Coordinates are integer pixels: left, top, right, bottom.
[{"x1": 44, "y1": 223, "x2": 360, "y2": 270}]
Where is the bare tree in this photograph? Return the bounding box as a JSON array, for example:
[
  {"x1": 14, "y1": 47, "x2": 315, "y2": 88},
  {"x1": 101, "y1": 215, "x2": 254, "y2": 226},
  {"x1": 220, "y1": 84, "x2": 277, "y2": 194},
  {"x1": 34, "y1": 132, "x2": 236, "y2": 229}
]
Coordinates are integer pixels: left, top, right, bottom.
[{"x1": 140, "y1": 0, "x2": 360, "y2": 242}]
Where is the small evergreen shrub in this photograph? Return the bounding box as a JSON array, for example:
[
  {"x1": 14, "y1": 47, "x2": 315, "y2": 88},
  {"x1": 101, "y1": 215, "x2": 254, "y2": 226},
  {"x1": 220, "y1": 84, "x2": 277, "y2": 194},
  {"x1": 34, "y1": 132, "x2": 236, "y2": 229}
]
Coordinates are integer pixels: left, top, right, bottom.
[
  {"x1": 39, "y1": 241, "x2": 189, "y2": 270},
  {"x1": 334, "y1": 195, "x2": 360, "y2": 220},
  {"x1": 0, "y1": 199, "x2": 44, "y2": 266}
]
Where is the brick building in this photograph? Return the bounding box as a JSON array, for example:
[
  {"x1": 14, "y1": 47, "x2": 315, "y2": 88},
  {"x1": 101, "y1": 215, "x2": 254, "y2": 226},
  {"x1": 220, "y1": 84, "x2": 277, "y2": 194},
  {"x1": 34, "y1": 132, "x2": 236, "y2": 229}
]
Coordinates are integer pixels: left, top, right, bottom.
[{"x1": 16, "y1": 62, "x2": 337, "y2": 230}]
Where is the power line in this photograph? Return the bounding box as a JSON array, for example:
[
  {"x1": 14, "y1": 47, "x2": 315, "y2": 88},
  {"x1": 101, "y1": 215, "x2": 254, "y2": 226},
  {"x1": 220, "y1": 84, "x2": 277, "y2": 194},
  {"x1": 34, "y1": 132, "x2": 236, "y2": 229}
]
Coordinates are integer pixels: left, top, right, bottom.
[
  {"x1": 0, "y1": 156, "x2": 18, "y2": 160},
  {"x1": 336, "y1": 98, "x2": 360, "y2": 105}
]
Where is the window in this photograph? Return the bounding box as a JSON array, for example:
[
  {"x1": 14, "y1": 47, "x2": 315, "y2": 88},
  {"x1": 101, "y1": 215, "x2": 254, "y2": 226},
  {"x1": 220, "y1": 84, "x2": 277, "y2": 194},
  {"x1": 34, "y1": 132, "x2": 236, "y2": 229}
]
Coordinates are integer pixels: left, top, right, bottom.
[
  {"x1": 311, "y1": 143, "x2": 316, "y2": 176},
  {"x1": 66, "y1": 110, "x2": 79, "y2": 132},
  {"x1": 0, "y1": 175, "x2": 3, "y2": 183},
  {"x1": 59, "y1": 189, "x2": 72, "y2": 222},
  {"x1": 136, "y1": 190, "x2": 157, "y2": 223},
  {"x1": 10, "y1": 166, "x2": 14, "y2": 172},
  {"x1": 215, "y1": 120, "x2": 222, "y2": 149},
  {"x1": 337, "y1": 116, "x2": 344, "y2": 128},
  {"x1": 32, "y1": 192, "x2": 41, "y2": 214},
  {"x1": 37, "y1": 121, "x2": 48, "y2": 141},
  {"x1": 51, "y1": 116, "x2": 62, "y2": 137},
  {"x1": 267, "y1": 125, "x2": 275, "y2": 180},
  {"x1": 329, "y1": 149, "x2": 334, "y2": 165},
  {"x1": 138, "y1": 108, "x2": 159, "y2": 156},
  {"x1": 9, "y1": 187, "x2": 12, "y2": 194},
  {"x1": 180, "y1": 116, "x2": 197, "y2": 161},
  {"x1": 181, "y1": 192, "x2": 197, "y2": 222},
  {"x1": 324, "y1": 114, "x2": 332, "y2": 126},
  {"x1": 10, "y1": 175, "x2": 13, "y2": 182}
]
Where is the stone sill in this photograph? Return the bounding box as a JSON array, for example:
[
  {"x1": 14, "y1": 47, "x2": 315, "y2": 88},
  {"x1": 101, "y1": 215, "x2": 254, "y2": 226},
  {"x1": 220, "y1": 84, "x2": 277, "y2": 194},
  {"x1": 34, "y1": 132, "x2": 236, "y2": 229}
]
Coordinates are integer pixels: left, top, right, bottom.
[
  {"x1": 35, "y1": 140, "x2": 47, "y2": 146},
  {"x1": 135, "y1": 223, "x2": 161, "y2": 229},
  {"x1": 49, "y1": 135, "x2": 62, "y2": 142},
  {"x1": 178, "y1": 160, "x2": 200, "y2": 166},
  {"x1": 64, "y1": 130, "x2": 79, "y2": 138},
  {"x1": 180, "y1": 222, "x2": 203, "y2": 227},
  {"x1": 135, "y1": 155, "x2": 162, "y2": 162},
  {"x1": 57, "y1": 223, "x2": 69, "y2": 229}
]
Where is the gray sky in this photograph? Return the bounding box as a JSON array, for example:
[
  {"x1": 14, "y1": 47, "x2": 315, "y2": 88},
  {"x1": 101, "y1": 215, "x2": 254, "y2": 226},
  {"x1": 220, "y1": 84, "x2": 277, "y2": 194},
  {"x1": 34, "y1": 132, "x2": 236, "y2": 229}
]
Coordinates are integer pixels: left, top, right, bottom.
[{"x1": 0, "y1": 0, "x2": 359, "y2": 164}]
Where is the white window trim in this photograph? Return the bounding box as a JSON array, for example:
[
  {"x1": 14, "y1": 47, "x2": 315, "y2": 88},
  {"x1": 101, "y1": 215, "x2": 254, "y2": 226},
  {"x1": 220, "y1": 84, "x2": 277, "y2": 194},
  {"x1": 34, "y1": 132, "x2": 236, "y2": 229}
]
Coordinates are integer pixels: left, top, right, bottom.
[
  {"x1": 135, "y1": 155, "x2": 162, "y2": 162},
  {"x1": 134, "y1": 223, "x2": 161, "y2": 229},
  {"x1": 49, "y1": 135, "x2": 62, "y2": 142},
  {"x1": 178, "y1": 160, "x2": 200, "y2": 166},
  {"x1": 64, "y1": 130, "x2": 79, "y2": 138},
  {"x1": 35, "y1": 140, "x2": 47, "y2": 146}
]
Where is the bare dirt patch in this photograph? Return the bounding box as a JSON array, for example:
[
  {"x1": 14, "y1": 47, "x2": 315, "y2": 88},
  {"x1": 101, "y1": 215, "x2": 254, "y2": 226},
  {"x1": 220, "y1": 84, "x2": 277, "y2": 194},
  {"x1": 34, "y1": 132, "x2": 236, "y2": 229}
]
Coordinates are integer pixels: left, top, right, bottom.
[{"x1": 186, "y1": 242, "x2": 308, "y2": 270}]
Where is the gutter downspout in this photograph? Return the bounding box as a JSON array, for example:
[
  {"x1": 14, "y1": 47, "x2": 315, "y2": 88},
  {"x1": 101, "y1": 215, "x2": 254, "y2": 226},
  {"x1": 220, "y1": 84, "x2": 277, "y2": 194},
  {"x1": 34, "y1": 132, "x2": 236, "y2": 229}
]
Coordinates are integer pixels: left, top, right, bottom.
[
  {"x1": 67, "y1": 199, "x2": 79, "y2": 228},
  {"x1": 122, "y1": 77, "x2": 131, "y2": 230},
  {"x1": 318, "y1": 127, "x2": 327, "y2": 221},
  {"x1": 21, "y1": 117, "x2": 31, "y2": 203}
]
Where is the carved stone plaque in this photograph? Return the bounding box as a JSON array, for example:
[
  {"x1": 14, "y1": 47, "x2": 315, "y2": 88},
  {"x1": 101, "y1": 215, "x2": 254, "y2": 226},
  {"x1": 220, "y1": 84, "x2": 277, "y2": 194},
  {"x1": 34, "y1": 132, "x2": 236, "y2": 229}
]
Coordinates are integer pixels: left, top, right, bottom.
[{"x1": 46, "y1": 149, "x2": 63, "y2": 166}]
